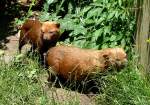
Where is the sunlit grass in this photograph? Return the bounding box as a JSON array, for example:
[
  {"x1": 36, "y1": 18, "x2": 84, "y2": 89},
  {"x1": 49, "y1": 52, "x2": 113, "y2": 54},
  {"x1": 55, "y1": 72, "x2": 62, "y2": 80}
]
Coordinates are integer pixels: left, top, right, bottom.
[
  {"x1": 0, "y1": 54, "x2": 150, "y2": 105},
  {"x1": 0, "y1": 54, "x2": 82, "y2": 105},
  {"x1": 95, "y1": 60, "x2": 150, "y2": 105}
]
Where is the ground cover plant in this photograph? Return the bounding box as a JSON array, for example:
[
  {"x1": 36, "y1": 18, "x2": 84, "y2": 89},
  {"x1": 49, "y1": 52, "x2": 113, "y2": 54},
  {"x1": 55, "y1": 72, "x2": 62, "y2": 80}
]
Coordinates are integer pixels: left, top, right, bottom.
[
  {"x1": 1, "y1": 51, "x2": 150, "y2": 105},
  {"x1": 0, "y1": 54, "x2": 83, "y2": 105}
]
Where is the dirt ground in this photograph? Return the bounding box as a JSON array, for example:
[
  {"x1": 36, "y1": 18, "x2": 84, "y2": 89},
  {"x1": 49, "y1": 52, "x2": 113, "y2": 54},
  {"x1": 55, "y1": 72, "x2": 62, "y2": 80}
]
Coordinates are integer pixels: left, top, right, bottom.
[{"x1": 0, "y1": 35, "x2": 18, "y2": 62}]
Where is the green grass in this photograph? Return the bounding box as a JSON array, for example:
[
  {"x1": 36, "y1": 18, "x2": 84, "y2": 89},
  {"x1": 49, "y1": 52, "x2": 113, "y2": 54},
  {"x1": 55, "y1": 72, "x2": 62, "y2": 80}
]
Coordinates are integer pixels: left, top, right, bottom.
[
  {"x1": 95, "y1": 61, "x2": 150, "y2": 105},
  {"x1": 0, "y1": 54, "x2": 150, "y2": 105},
  {"x1": 0, "y1": 54, "x2": 82, "y2": 105}
]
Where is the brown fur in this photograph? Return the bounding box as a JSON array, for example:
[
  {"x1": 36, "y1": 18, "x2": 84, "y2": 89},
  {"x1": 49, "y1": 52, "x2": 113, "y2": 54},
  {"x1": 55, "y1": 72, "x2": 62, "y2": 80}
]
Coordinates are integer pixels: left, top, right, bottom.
[
  {"x1": 46, "y1": 46, "x2": 127, "y2": 80},
  {"x1": 18, "y1": 19, "x2": 60, "y2": 55}
]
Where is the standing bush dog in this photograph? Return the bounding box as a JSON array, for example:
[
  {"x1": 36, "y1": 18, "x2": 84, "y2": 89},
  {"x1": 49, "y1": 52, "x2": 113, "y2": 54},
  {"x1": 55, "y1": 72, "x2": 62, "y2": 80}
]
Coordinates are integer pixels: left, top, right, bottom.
[
  {"x1": 18, "y1": 19, "x2": 60, "y2": 55},
  {"x1": 45, "y1": 46, "x2": 127, "y2": 81}
]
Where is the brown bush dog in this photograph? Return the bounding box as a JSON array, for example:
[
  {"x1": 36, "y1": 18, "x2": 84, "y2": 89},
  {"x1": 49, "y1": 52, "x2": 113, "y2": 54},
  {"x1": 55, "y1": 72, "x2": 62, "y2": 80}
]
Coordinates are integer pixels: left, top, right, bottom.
[
  {"x1": 45, "y1": 46, "x2": 127, "y2": 81},
  {"x1": 18, "y1": 19, "x2": 60, "y2": 56}
]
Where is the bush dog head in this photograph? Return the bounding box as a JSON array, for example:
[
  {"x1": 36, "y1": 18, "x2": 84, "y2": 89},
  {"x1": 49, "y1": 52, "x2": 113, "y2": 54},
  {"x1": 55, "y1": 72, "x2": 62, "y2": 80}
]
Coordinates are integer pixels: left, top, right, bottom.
[
  {"x1": 101, "y1": 48, "x2": 127, "y2": 69},
  {"x1": 41, "y1": 21, "x2": 60, "y2": 45},
  {"x1": 18, "y1": 19, "x2": 60, "y2": 55},
  {"x1": 45, "y1": 46, "x2": 127, "y2": 81}
]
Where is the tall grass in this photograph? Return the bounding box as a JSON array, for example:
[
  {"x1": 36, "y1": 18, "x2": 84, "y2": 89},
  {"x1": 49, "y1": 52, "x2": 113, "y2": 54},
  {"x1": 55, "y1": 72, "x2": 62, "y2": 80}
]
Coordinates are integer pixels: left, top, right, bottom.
[
  {"x1": 95, "y1": 60, "x2": 150, "y2": 105},
  {"x1": 6, "y1": 0, "x2": 150, "y2": 104},
  {"x1": 0, "y1": 53, "x2": 150, "y2": 105},
  {"x1": 0, "y1": 55, "x2": 45, "y2": 105},
  {"x1": 0, "y1": 54, "x2": 83, "y2": 105}
]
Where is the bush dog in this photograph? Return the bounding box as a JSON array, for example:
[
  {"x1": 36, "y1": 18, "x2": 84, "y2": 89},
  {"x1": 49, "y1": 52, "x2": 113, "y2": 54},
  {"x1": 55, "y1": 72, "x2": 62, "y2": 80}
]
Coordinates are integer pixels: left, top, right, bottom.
[
  {"x1": 45, "y1": 46, "x2": 127, "y2": 81},
  {"x1": 18, "y1": 19, "x2": 60, "y2": 56}
]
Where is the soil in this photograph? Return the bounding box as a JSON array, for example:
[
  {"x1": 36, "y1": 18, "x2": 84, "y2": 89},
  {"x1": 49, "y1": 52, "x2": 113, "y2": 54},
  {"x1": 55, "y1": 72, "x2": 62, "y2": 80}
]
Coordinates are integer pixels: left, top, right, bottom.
[{"x1": 1, "y1": 35, "x2": 19, "y2": 62}]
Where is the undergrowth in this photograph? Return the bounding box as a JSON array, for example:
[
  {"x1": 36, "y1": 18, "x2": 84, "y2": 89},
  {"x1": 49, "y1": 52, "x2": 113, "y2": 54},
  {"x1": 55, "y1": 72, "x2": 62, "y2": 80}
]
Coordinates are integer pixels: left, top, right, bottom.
[
  {"x1": 4, "y1": 0, "x2": 150, "y2": 105},
  {"x1": 0, "y1": 54, "x2": 81, "y2": 105},
  {"x1": 95, "y1": 60, "x2": 150, "y2": 105},
  {"x1": 0, "y1": 53, "x2": 150, "y2": 105},
  {"x1": 38, "y1": 0, "x2": 135, "y2": 54},
  {"x1": 15, "y1": 0, "x2": 135, "y2": 54}
]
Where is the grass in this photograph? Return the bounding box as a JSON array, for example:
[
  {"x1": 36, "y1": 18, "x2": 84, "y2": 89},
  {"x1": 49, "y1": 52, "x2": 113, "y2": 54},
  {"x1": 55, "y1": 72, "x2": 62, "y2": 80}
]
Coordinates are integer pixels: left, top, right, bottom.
[
  {"x1": 0, "y1": 54, "x2": 82, "y2": 105},
  {"x1": 0, "y1": 53, "x2": 150, "y2": 105},
  {"x1": 95, "y1": 61, "x2": 150, "y2": 105}
]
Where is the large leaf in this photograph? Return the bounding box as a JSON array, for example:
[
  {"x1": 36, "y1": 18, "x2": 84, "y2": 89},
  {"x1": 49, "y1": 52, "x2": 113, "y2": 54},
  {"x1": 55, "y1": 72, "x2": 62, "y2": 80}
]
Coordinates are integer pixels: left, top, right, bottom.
[
  {"x1": 70, "y1": 25, "x2": 87, "y2": 36},
  {"x1": 97, "y1": 17, "x2": 105, "y2": 23},
  {"x1": 101, "y1": 44, "x2": 108, "y2": 49},
  {"x1": 104, "y1": 26, "x2": 111, "y2": 35},
  {"x1": 109, "y1": 42, "x2": 117, "y2": 47},
  {"x1": 110, "y1": 35, "x2": 116, "y2": 41},
  {"x1": 47, "y1": 0, "x2": 56, "y2": 4},
  {"x1": 118, "y1": 0, "x2": 122, "y2": 6},
  {"x1": 107, "y1": 10, "x2": 116, "y2": 20},
  {"x1": 121, "y1": 39, "x2": 126, "y2": 47},
  {"x1": 84, "y1": 19, "x2": 95, "y2": 26},
  {"x1": 92, "y1": 29, "x2": 103, "y2": 41},
  {"x1": 87, "y1": 8, "x2": 102, "y2": 19},
  {"x1": 115, "y1": 10, "x2": 120, "y2": 18},
  {"x1": 116, "y1": 34, "x2": 123, "y2": 41},
  {"x1": 81, "y1": 6, "x2": 93, "y2": 16}
]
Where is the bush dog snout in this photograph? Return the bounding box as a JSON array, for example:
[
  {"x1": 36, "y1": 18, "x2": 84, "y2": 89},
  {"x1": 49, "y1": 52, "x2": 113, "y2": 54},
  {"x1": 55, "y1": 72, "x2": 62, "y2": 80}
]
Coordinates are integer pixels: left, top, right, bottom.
[
  {"x1": 45, "y1": 46, "x2": 127, "y2": 80},
  {"x1": 18, "y1": 19, "x2": 60, "y2": 55}
]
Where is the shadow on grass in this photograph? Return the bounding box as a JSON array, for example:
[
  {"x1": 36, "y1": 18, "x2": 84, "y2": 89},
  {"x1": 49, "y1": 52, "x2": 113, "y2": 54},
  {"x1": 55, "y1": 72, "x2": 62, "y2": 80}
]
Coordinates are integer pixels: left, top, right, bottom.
[{"x1": 46, "y1": 68, "x2": 121, "y2": 95}]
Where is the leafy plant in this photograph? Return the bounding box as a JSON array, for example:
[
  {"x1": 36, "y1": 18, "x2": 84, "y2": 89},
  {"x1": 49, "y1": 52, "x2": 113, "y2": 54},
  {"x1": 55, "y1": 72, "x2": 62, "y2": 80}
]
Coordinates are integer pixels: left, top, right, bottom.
[{"x1": 40, "y1": 0, "x2": 135, "y2": 54}]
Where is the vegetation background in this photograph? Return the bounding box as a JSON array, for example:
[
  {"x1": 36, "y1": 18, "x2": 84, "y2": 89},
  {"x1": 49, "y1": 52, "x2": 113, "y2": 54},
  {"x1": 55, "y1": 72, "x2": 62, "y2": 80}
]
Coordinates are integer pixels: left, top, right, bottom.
[{"x1": 0, "y1": 0, "x2": 150, "y2": 105}]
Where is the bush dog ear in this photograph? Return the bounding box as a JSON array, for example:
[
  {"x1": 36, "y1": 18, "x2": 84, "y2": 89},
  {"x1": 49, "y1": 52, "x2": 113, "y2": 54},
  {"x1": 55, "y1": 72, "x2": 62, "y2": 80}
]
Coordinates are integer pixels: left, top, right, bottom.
[{"x1": 56, "y1": 23, "x2": 60, "y2": 28}]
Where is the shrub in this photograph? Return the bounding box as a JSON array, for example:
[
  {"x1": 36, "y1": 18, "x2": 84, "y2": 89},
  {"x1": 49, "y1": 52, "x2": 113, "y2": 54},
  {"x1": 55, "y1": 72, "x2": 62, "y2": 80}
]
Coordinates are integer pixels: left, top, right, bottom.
[{"x1": 40, "y1": 0, "x2": 135, "y2": 54}]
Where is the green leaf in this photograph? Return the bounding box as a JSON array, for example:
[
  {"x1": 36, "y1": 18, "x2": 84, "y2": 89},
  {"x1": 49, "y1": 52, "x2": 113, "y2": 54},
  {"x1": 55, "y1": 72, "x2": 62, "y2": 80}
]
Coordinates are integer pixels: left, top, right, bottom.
[
  {"x1": 81, "y1": 6, "x2": 92, "y2": 15},
  {"x1": 110, "y1": 35, "x2": 116, "y2": 41},
  {"x1": 101, "y1": 44, "x2": 108, "y2": 49},
  {"x1": 90, "y1": 2, "x2": 103, "y2": 6},
  {"x1": 116, "y1": 33, "x2": 123, "y2": 41},
  {"x1": 104, "y1": 26, "x2": 111, "y2": 35},
  {"x1": 121, "y1": 12, "x2": 126, "y2": 20},
  {"x1": 115, "y1": 10, "x2": 120, "y2": 18},
  {"x1": 97, "y1": 17, "x2": 105, "y2": 23},
  {"x1": 72, "y1": 40, "x2": 86, "y2": 47},
  {"x1": 103, "y1": 37, "x2": 110, "y2": 43},
  {"x1": 121, "y1": 39, "x2": 126, "y2": 47},
  {"x1": 110, "y1": 42, "x2": 117, "y2": 47},
  {"x1": 15, "y1": 54, "x2": 24, "y2": 60},
  {"x1": 47, "y1": 0, "x2": 56, "y2": 4},
  {"x1": 118, "y1": 0, "x2": 122, "y2": 6},
  {"x1": 85, "y1": 42, "x2": 98, "y2": 49},
  {"x1": 84, "y1": 19, "x2": 95, "y2": 25},
  {"x1": 107, "y1": 11, "x2": 115, "y2": 20},
  {"x1": 94, "y1": 29, "x2": 103, "y2": 37},
  {"x1": 87, "y1": 8, "x2": 102, "y2": 19},
  {"x1": 92, "y1": 29, "x2": 103, "y2": 41},
  {"x1": 70, "y1": 24, "x2": 87, "y2": 36}
]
